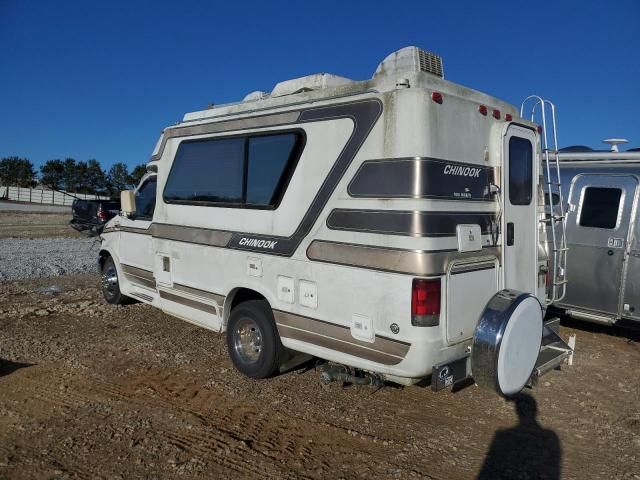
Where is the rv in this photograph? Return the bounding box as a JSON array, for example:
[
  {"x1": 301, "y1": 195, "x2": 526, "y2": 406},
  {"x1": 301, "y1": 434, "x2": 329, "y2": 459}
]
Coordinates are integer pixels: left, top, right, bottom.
[
  {"x1": 98, "y1": 47, "x2": 571, "y2": 396},
  {"x1": 546, "y1": 142, "x2": 640, "y2": 327}
]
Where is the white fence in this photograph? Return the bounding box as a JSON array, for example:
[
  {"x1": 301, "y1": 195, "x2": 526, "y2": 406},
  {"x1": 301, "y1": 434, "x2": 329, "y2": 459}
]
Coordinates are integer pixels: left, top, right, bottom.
[{"x1": 0, "y1": 186, "x2": 110, "y2": 206}]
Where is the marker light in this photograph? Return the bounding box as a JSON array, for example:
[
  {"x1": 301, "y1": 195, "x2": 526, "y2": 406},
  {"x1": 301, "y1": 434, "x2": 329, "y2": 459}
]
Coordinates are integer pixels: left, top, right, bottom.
[
  {"x1": 505, "y1": 113, "x2": 513, "y2": 121},
  {"x1": 479, "y1": 105, "x2": 488, "y2": 116},
  {"x1": 492, "y1": 109, "x2": 501, "y2": 119},
  {"x1": 431, "y1": 92, "x2": 443, "y2": 104}
]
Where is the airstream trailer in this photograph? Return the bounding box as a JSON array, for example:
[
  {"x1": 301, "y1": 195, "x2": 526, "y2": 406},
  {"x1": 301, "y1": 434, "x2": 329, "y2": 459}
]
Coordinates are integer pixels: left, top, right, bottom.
[
  {"x1": 547, "y1": 142, "x2": 640, "y2": 327},
  {"x1": 98, "y1": 47, "x2": 572, "y2": 396}
]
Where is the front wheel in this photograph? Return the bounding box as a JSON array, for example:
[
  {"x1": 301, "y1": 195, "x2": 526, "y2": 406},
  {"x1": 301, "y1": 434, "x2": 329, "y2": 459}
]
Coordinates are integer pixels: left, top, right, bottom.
[
  {"x1": 226, "y1": 300, "x2": 285, "y2": 379},
  {"x1": 101, "y1": 257, "x2": 130, "y2": 305}
]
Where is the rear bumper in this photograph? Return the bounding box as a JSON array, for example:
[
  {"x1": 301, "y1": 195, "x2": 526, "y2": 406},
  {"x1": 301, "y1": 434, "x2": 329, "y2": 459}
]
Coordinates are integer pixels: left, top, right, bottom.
[
  {"x1": 69, "y1": 219, "x2": 103, "y2": 236},
  {"x1": 430, "y1": 317, "x2": 573, "y2": 392}
]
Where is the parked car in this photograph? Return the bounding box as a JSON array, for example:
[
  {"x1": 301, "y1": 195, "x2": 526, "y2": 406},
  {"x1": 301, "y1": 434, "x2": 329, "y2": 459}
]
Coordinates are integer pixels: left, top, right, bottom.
[{"x1": 70, "y1": 198, "x2": 120, "y2": 236}]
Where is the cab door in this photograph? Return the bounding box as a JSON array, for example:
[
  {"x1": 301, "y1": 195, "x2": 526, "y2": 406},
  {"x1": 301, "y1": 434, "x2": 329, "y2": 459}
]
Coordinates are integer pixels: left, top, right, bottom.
[
  {"x1": 561, "y1": 174, "x2": 637, "y2": 317},
  {"x1": 118, "y1": 175, "x2": 157, "y2": 292},
  {"x1": 503, "y1": 126, "x2": 537, "y2": 294}
]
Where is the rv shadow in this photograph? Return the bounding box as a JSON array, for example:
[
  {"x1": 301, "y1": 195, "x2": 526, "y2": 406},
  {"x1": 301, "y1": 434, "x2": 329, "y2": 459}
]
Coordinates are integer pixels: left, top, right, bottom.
[
  {"x1": 0, "y1": 358, "x2": 33, "y2": 378},
  {"x1": 557, "y1": 314, "x2": 640, "y2": 343},
  {"x1": 477, "y1": 393, "x2": 561, "y2": 480}
]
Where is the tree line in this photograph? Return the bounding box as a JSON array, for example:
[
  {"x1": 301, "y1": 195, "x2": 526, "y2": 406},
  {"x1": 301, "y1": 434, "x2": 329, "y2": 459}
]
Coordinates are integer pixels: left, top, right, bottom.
[{"x1": 0, "y1": 157, "x2": 147, "y2": 196}]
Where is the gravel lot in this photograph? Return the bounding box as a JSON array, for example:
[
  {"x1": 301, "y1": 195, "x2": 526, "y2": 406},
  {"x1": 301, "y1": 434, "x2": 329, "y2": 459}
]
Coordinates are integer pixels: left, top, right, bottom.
[
  {"x1": 0, "y1": 209, "x2": 97, "y2": 281},
  {"x1": 0, "y1": 237, "x2": 99, "y2": 281}
]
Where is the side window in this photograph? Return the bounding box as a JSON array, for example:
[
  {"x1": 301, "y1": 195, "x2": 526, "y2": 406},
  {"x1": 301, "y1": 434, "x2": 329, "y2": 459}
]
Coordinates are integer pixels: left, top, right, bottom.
[
  {"x1": 135, "y1": 177, "x2": 157, "y2": 220},
  {"x1": 579, "y1": 187, "x2": 622, "y2": 229},
  {"x1": 164, "y1": 138, "x2": 244, "y2": 204},
  {"x1": 246, "y1": 133, "x2": 300, "y2": 206},
  {"x1": 163, "y1": 131, "x2": 303, "y2": 208},
  {"x1": 509, "y1": 137, "x2": 533, "y2": 205}
]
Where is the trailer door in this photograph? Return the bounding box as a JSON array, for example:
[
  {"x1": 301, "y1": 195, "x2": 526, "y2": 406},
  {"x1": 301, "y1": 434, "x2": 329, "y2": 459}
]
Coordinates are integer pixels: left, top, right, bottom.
[
  {"x1": 503, "y1": 126, "x2": 537, "y2": 294},
  {"x1": 562, "y1": 174, "x2": 637, "y2": 316}
]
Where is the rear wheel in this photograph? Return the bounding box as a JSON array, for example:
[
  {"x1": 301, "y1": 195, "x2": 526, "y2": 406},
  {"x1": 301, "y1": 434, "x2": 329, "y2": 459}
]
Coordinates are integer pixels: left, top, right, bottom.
[
  {"x1": 227, "y1": 299, "x2": 284, "y2": 379},
  {"x1": 101, "y1": 257, "x2": 129, "y2": 305}
]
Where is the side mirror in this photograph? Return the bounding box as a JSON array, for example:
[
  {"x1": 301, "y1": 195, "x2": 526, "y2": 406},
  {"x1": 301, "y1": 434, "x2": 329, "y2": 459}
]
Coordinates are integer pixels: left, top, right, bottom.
[{"x1": 120, "y1": 190, "x2": 136, "y2": 217}]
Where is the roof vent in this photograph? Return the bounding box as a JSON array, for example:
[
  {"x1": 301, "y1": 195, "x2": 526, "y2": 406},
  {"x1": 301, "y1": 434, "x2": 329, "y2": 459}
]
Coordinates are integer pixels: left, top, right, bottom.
[
  {"x1": 243, "y1": 91, "x2": 270, "y2": 102},
  {"x1": 373, "y1": 46, "x2": 444, "y2": 80},
  {"x1": 559, "y1": 145, "x2": 594, "y2": 152},
  {"x1": 603, "y1": 138, "x2": 629, "y2": 152},
  {"x1": 271, "y1": 73, "x2": 354, "y2": 98}
]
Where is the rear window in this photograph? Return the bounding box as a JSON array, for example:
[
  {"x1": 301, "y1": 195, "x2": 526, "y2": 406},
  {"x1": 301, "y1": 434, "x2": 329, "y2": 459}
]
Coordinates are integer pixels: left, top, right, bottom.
[
  {"x1": 579, "y1": 187, "x2": 622, "y2": 229},
  {"x1": 509, "y1": 137, "x2": 533, "y2": 205}
]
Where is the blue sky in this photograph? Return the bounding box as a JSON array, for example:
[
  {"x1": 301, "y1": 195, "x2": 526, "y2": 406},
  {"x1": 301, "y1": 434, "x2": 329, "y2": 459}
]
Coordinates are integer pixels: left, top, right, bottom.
[{"x1": 1, "y1": 0, "x2": 638, "y2": 171}]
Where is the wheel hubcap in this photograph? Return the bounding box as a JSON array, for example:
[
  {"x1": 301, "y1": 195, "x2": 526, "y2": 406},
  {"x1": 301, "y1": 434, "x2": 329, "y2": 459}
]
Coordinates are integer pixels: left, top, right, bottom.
[
  {"x1": 102, "y1": 266, "x2": 118, "y2": 298},
  {"x1": 233, "y1": 317, "x2": 263, "y2": 364}
]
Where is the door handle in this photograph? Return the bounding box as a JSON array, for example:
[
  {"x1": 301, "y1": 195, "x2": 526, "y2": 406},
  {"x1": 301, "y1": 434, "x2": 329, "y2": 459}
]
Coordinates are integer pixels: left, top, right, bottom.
[{"x1": 507, "y1": 222, "x2": 514, "y2": 246}]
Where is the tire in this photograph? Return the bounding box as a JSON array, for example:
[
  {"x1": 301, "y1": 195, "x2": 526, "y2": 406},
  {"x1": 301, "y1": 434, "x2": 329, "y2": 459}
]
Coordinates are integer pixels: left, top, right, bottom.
[
  {"x1": 101, "y1": 257, "x2": 129, "y2": 305},
  {"x1": 226, "y1": 299, "x2": 285, "y2": 379}
]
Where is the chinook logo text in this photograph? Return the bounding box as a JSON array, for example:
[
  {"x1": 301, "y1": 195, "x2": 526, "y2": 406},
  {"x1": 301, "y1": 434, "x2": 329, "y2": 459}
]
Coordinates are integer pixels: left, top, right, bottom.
[
  {"x1": 238, "y1": 237, "x2": 278, "y2": 249},
  {"x1": 443, "y1": 164, "x2": 481, "y2": 178}
]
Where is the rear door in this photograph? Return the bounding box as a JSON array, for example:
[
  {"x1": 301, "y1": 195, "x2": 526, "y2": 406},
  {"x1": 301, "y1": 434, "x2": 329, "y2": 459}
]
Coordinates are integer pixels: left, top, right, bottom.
[
  {"x1": 503, "y1": 126, "x2": 537, "y2": 294},
  {"x1": 561, "y1": 174, "x2": 637, "y2": 316}
]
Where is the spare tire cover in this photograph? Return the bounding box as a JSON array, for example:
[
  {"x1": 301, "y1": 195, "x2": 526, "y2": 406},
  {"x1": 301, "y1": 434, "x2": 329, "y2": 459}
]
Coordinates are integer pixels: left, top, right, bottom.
[{"x1": 471, "y1": 289, "x2": 543, "y2": 396}]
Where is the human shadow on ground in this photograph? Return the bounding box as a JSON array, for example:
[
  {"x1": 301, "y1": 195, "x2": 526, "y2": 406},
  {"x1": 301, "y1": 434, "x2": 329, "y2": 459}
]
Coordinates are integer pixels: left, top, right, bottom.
[
  {"x1": 477, "y1": 393, "x2": 561, "y2": 480},
  {"x1": 0, "y1": 358, "x2": 33, "y2": 378}
]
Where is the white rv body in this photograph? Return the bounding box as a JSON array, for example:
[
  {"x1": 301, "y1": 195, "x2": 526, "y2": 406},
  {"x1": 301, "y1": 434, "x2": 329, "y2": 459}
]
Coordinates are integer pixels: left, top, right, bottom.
[{"x1": 99, "y1": 47, "x2": 556, "y2": 387}]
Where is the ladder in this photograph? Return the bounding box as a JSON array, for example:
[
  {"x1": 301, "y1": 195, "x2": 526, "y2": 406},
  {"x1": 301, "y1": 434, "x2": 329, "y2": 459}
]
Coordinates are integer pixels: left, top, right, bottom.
[{"x1": 520, "y1": 96, "x2": 568, "y2": 304}]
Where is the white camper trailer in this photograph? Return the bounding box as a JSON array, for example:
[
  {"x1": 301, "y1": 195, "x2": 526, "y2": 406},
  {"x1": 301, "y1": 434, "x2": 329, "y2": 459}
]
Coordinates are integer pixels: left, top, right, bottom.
[{"x1": 98, "y1": 47, "x2": 572, "y2": 396}]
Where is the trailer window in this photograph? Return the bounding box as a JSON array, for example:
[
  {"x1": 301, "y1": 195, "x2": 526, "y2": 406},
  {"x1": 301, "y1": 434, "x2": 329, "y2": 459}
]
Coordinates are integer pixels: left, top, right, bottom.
[
  {"x1": 246, "y1": 134, "x2": 299, "y2": 206},
  {"x1": 579, "y1": 187, "x2": 621, "y2": 229},
  {"x1": 135, "y1": 177, "x2": 157, "y2": 220},
  {"x1": 164, "y1": 138, "x2": 244, "y2": 204},
  {"x1": 509, "y1": 137, "x2": 533, "y2": 205},
  {"x1": 163, "y1": 131, "x2": 303, "y2": 208}
]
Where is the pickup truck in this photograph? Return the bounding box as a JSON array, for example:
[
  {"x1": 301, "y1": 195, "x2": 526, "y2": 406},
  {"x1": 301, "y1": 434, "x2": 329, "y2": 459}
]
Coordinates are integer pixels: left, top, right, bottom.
[{"x1": 70, "y1": 198, "x2": 120, "y2": 236}]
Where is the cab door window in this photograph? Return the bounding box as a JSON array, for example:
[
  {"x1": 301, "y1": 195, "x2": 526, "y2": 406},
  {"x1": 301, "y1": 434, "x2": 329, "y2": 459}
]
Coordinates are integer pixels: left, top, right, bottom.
[{"x1": 135, "y1": 177, "x2": 157, "y2": 220}]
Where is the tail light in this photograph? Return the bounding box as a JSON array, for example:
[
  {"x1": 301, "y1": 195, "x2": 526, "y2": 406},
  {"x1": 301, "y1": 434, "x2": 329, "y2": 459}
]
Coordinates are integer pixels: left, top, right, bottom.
[
  {"x1": 97, "y1": 205, "x2": 107, "y2": 223},
  {"x1": 411, "y1": 278, "x2": 441, "y2": 327}
]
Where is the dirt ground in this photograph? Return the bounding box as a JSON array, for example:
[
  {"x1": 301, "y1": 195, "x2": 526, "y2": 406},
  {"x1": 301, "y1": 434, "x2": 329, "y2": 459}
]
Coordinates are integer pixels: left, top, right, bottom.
[
  {"x1": 0, "y1": 211, "x2": 80, "y2": 239},
  {"x1": 0, "y1": 273, "x2": 639, "y2": 480},
  {"x1": 0, "y1": 208, "x2": 638, "y2": 479}
]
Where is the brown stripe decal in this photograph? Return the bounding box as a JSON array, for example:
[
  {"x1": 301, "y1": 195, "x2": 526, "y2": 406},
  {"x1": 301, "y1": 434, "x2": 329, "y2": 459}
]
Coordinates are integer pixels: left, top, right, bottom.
[
  {"x1": 151, "y1": 111, "x2": 301, "y2": 162},
  {"x1": 121, "y1": 264, "x2": 156, "y2": 289},
  {"x1": 326, "y1": 209, "x2": 497, "y2": 237},
  {"x1": 121, "y1": 264, "x2": 154, "y2": 280},
  {"x1": 173, "y1": 283, "x2": 225, "y2": 304},
  {"x1": 151, "y1": 223, "x2": 232, "y2": 247},
  {"x1": 307, "y1": 241, "x2": 500, "y2": 276},
  {"x1": 159, "y1": 290, "x2": 218, "y2": 315},
  {"x1": 120, "y1": 226, "x2": 152, "y2": 235},
  {"x1": 348, "y1": 157, "x2": 495, "y2": 201},
  {"x1": 274, "y1": 310, "x2": 409, "y2": 366}
]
